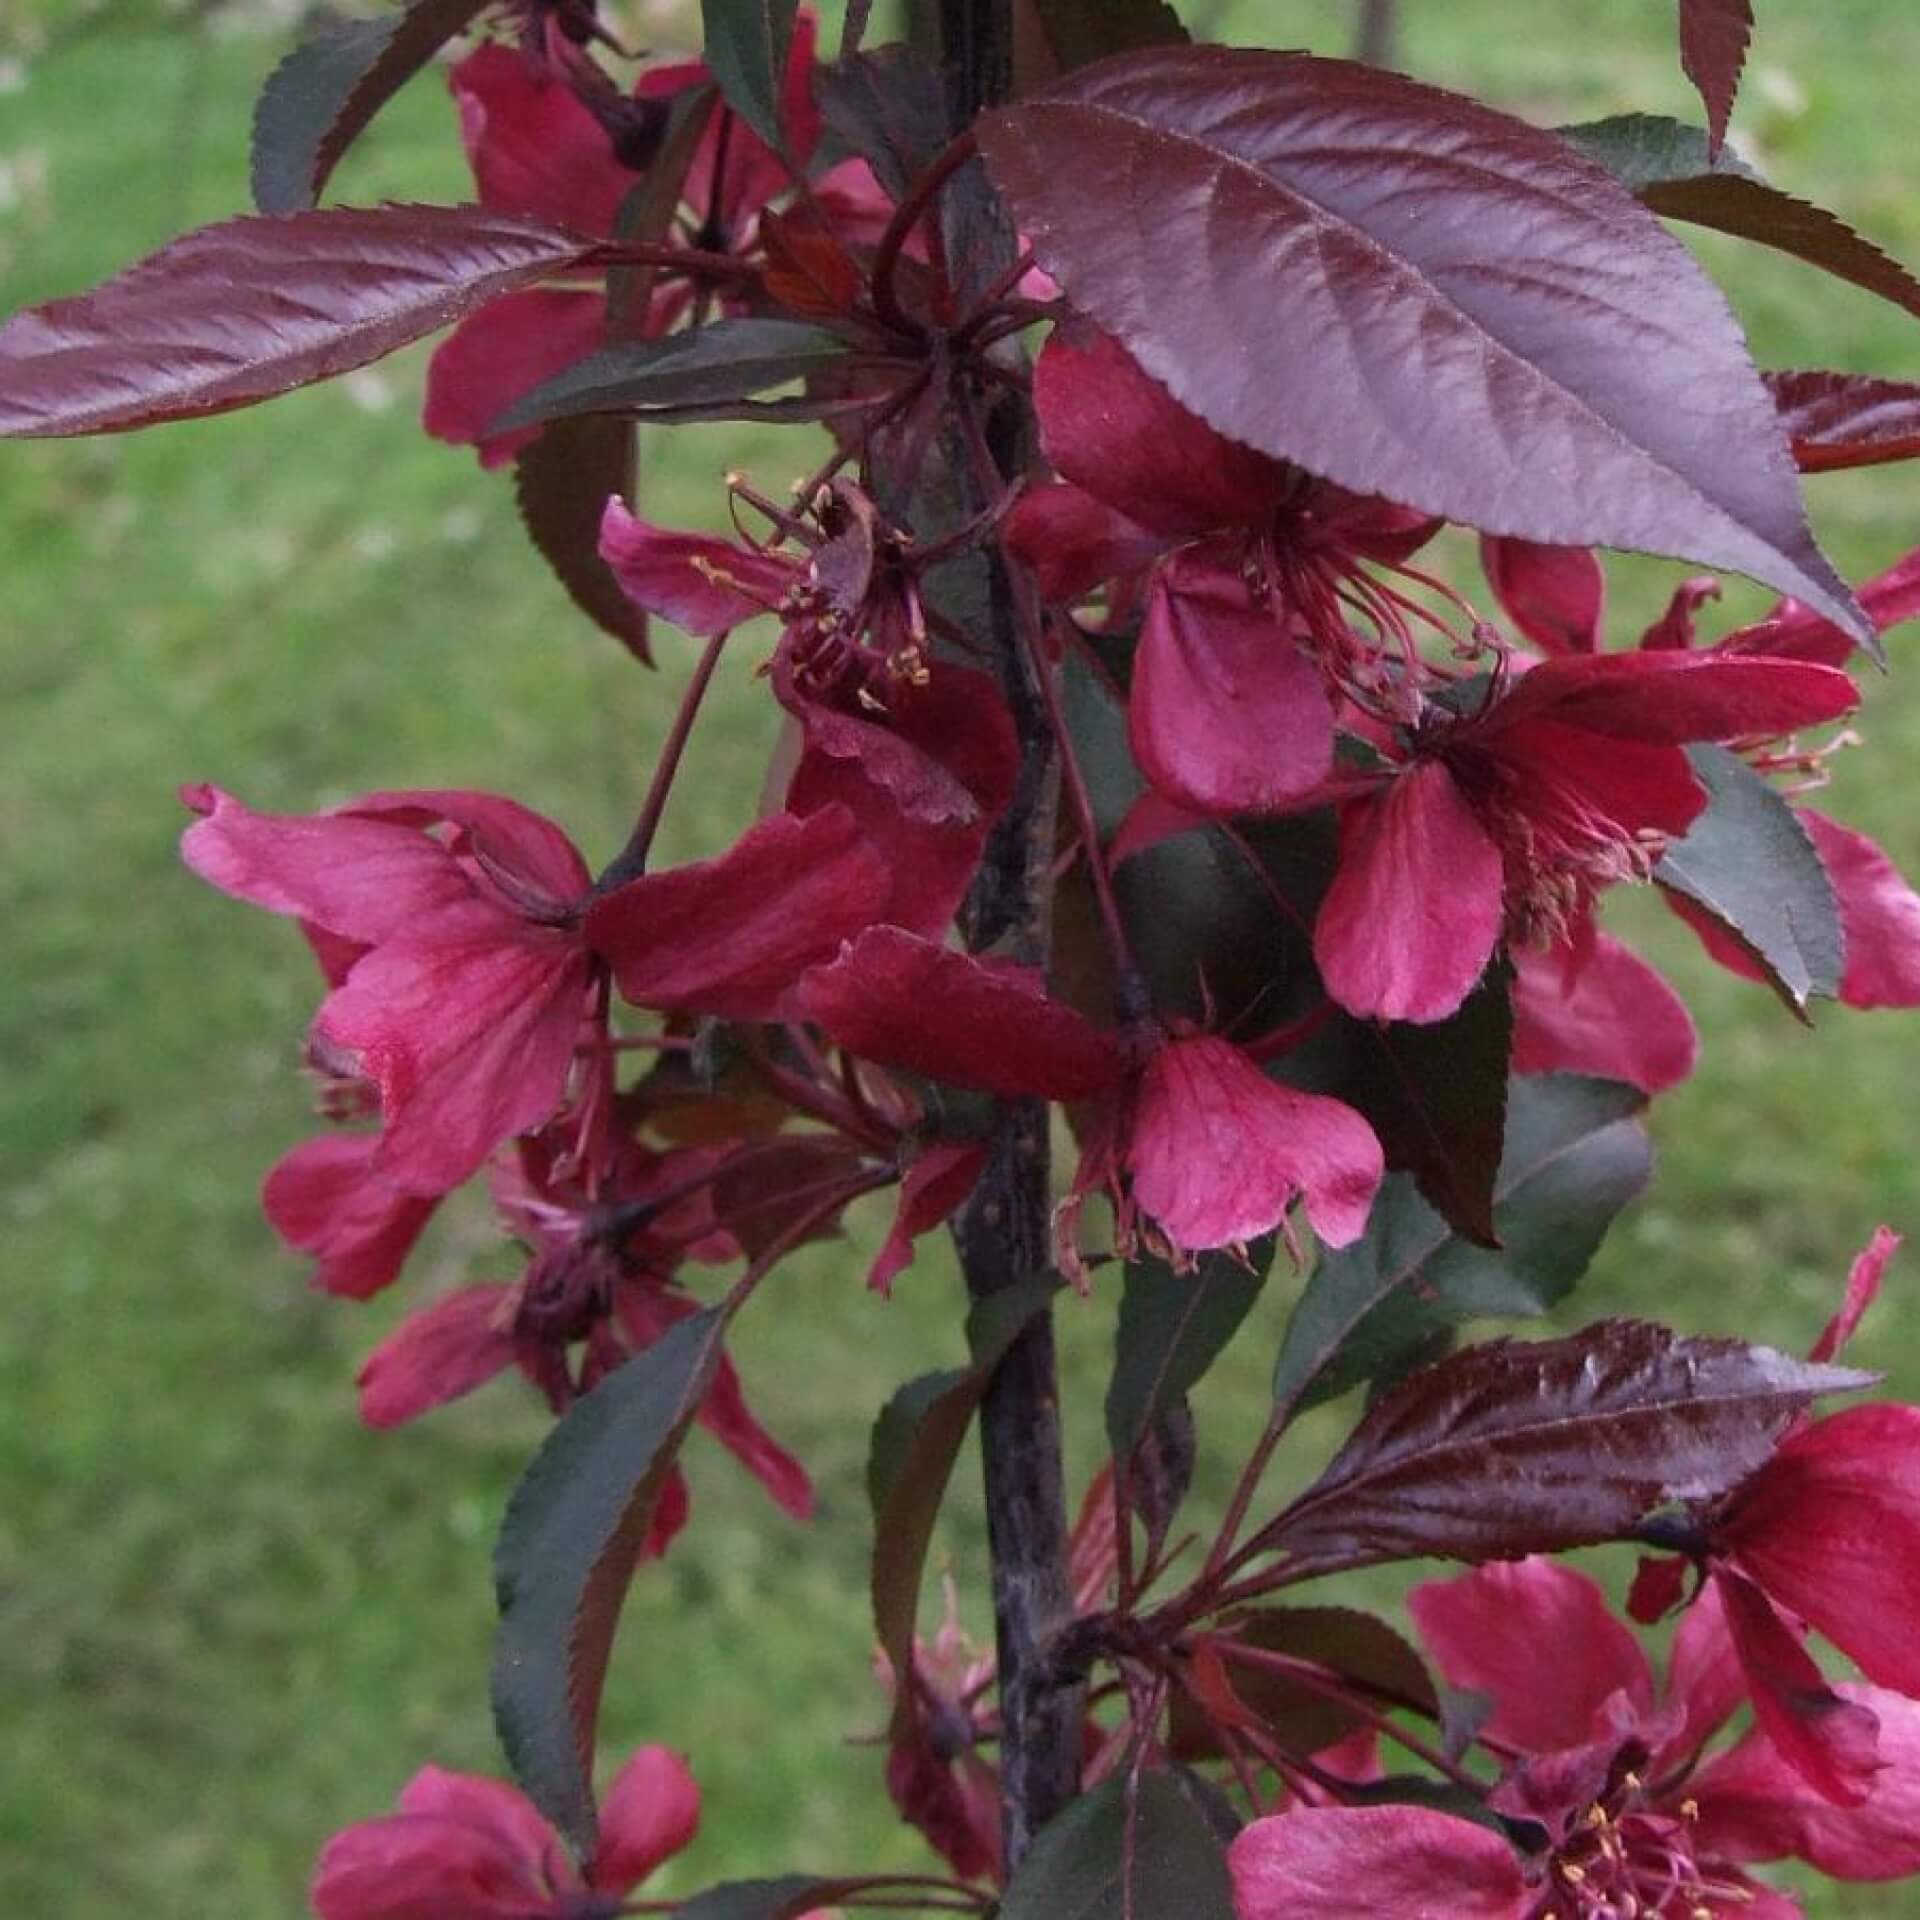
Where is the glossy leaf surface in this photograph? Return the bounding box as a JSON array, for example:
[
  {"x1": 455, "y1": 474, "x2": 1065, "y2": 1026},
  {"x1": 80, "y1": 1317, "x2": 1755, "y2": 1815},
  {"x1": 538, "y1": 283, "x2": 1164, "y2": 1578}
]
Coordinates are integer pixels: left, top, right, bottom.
[
  {"x1": 1561, "y1": 114, "x2": 1920, "y2": 321},
  {"x1": 979, "y1": 48, "x2": 1865, "y2": 640},
  {"x1": 700, "y1": 0, "x2": 800, "y2": 153},
  {"x1": 514, "y1": 415, "x2": 651, "y2": 659},
  {"x1": 999, "y1": 1771, "x2": 1236, "y2": 1920},
  {"x1": 492, "y1": 1308, "x2": 729, "y2": 1859},
  {"x1": 489, "y1": 318, "x2": 857, "y2": 434},
  {"x1": 1678, "y1": 0, "x2": 1753, "y2": 153},
  {"x1": 1273, "y1": 1076, "x2": 1652, "y2": 1416},
  {"x1": 250, "y1": 0, "x2": 489, "y2": 213},
  {"x1": 1257, "y1": 1320, "x2": 1870, "y2": 1571},
  {"x1": 0, "y1": 204, "x2": 593, "y2": 438},
  {"x1": 1656, "y1": 744, "x2": 1844, "y2": 1014},
  {"x1": 1767, "y1": 369, "x2": 1920, "y2": 474}
]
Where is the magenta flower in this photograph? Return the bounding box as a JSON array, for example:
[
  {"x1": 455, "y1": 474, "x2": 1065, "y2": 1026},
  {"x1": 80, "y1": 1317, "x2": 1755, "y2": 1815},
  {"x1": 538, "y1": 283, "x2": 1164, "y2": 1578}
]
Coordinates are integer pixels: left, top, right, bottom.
[
  {"x1": 262, "y1": 1133, "x2": 442, "y2": 1300},
  {"x1": 311, "y1": 1745, "x2": 698, "y2": 1919}
]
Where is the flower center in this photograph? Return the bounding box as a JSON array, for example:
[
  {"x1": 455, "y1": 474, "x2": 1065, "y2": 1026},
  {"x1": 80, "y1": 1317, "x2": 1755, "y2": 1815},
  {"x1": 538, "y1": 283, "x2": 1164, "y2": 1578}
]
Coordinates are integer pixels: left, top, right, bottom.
[{"x1": 1529, "y1": 1787, "x2": 1749, "y2": 1920}]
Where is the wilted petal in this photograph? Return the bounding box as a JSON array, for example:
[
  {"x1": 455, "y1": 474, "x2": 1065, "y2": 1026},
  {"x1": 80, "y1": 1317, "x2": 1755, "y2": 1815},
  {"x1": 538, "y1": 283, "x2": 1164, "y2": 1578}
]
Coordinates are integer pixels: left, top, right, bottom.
[
  {"x1": 1479, "y1": 535, "x2": 1604, "y2": 655},
  {"x1": 592, "y1": 1746, "x2": 701, "y2": 1894},
  {"x1": 600, "y1": 499, "x2": 795, "y2": 634},
  {"x1": 586, "y1": 807, "x2": 890, "y2": 1022},
  {"x1": 356, "y1": 1284, "x2": 517, "y2": 1428},
  {"x1": 1720, "y1": 1404, "x2": 1920, "y2": 1702},
  {"x1": 868, "y1": 1144, "x2": 987, "y2": 1296},
  {"x1": 1639, "y1": 574, "x2": 1723, "y2": 650},
  {"x1": 1803, "y1": 812, "x2": 1920, "y2": 1010},
  {"x1": 1033, "y1": 325, "x2": 1289, "y2": 538},
  {"x1": 1511, "y1": 934, "x2": 1698, "y2": 1094},
  {"x1": 1810, "y1": 1226, "x2": 1901, "y2": 1365},
  {"x1": 1314, "y1": 763, "x2": 1505, "y2": 1024},
  {"x1": 262, "y1": 1134, "x2": 440, "y2": 1300},
  {"x1": 797, "y1": 927, "x2": 1122, "y2": 1100},
  {"x1": 1407, "y1": 1559, "x2": 1654, "y2": 1756},
  {"x1": 1229, "y1": 1806, "x2": 1527, "y2": 1920},
  {"x1": 1125, "y1": 1035, "x2": 1382, "y2": 1252},
  {"x1": 423, "y1": 287, "x2": 608, "y2": 467}
]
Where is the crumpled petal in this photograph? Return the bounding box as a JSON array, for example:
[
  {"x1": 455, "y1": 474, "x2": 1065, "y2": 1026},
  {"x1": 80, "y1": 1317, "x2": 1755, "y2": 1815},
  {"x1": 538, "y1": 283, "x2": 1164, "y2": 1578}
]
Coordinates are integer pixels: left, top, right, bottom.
[
  {"x1": 796, "y1": 927, "x2": 1122, "y2": 1100},
  {"x1": 1130, "y1": 563, "x2": 1335, "y2": 815},
  {"x1": 262, "y1": 1134, "x2": 440, "y2": 1299},
  {"x1": 357, "y1": 1284, "x2": 517, "y2": 1428},
  {"x1": 1510, "y1": 933, "x2": 1699, "y2": 1093},
  {"x1": 1314, "y1": 762, "x2": 1505, "y2": 1024},
  {"x1": 1125, "y1": 1035, "x2": 1382, "y2": 1252},
  {"x1": 1479, "y1": 535, "x2": 1604, "y2": 655},
  {"x1": 599, "y1": 500, "x2": 796, "y2": 634},
  {"x1": 585, "y1": 806, "x2": 891, "y2": 1023},
  {"x1": 868, "y1": 1144, "x2": 987, "y2": 1297},
  {"x1": 1407, "y1": 1558, "x2": 1654, "y2": 1756},
  {"x1": 591, "y1": 1746, "x2": 701, "y2": 1894},
  {"x1": 1229, "y1": 1806, "x2": 1527, "y2": 1920}
]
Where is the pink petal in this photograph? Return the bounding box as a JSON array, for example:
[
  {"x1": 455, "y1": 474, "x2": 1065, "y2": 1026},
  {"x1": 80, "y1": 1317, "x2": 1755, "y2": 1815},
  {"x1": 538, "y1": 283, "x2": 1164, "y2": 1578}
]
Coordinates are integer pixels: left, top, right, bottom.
[
  {"x1": 585, "y1": 807, "x2": 890, "y2": 1022},
  {"x1": 310, "y1": 1810, "x2": 555, "y2": 1920},
  {"x1": 599, "y1": 499, "x2": 795, "y2": 634},
  {"x1": 868, "y1": 1144, "x2": 987, "y2": 1296},
  {"x1": 1125, "y1": 1036, "x2": 1383, "y2": 1252},
  {"x1": 1810, "y1": 1226, "x2": 1901, "y2": 1365},
  {"x1": 1722, "y1": 546, "x2": 1920, "y2": 667},
  {"x1": 1313, "y1": 763, "x2": 1505, "y2": 1024},
  {"x1": 795, "y1": 927, "x2": 1122, "y2": 1100},
  {"x1": 1803, "y1": 811, "x2": 1920, "y2": 1009},
  {"x1": 1033, "y1": 325, "x2": 1290, "y2": 538},
  {"x1": 1002, "y1": 480, "x2": 1168, "y2": 602},
  {"x1": 357, "y1": 1285, "x2": 517, "y2": 1428},
  {"x1": 1130, "y1": 564, "x2": 1335, "y2": 815},
  {"x1": 1720, "y1": 1405, "x2": 1920, "y2": 1701},
  {"x1": 1695, "y1": 1682, "x2": 1920, "y2": 1880},
  {"x1": 593, "y1": 1746, "x2": 701, "y2": 1894},
  {"x1": 1407, "y1": 1559, "x2": 1654, "y2": 1756},
  {"x1": 343, "y1": 790, "x2": 591, "y2": 908},
  {"x1": 697, "y1": 1348, "x2": 814, "y2": 1519},
  {"x1": 1639, "y1": 574, "x2": 1724, "y2": 649},
  {"x1": 1479, "y1": 535, "x2": 1604, "y2": 655},
  {"x1": 180, "y1": 786, "x2": 471, "y2": 946},
  {"x1": 1511, "y1": 934, "x2": 1699, "y2": 1094},
  {"x1": 1663, "y1": 1576, "x2": 1748, "y2": 1767},
  {"x1": 262, "y1": 1134, "x2": 440, "y2": 1299},
  {"x1": 453, "y1": 42, "x2": 631, "y2": 236},
  {"x1": 1715, "y1": 1567, "x2": 1883, "y2": 1807},
  {"x1": 1485, "y1": 717, "x2": 1708, "y2": 838},
  {"x1": 317, "y1": 906, "x2": 592, "y2": 1194},
  {"x1": 395, "y1": 1766, "x2": 559, "y2": 1874},
  {"x1": 423, "y1": 287, "x2": 609, "y2": 467},
  {"x1": 1229, "y1": 1807, "x2": 1527, "y2": 1920}
]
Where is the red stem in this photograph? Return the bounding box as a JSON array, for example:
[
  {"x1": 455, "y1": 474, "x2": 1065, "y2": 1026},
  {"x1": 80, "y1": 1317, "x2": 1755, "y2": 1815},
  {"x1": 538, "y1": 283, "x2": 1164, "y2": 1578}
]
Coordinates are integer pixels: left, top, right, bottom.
[
  {"x1": 600, "y1": 628, "x2": 729, "y2": 888},
  {"x1": 870, "y1": 131, "x2": 979, "y2": 340}
]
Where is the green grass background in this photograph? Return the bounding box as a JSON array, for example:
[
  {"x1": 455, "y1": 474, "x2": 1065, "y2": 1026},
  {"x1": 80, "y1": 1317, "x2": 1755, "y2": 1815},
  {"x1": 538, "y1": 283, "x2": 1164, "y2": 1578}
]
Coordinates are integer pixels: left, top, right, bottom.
[{"x1": 4, "y1": 2, "x2": 1920, "y2": 1912}]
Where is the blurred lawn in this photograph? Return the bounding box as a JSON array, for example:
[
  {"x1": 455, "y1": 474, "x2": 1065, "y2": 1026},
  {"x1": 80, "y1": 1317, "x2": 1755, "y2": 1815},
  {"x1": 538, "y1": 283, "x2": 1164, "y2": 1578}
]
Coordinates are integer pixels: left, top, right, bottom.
[{"x1": 4, "y1": 3, "x2": 1920, "y2": 1914}]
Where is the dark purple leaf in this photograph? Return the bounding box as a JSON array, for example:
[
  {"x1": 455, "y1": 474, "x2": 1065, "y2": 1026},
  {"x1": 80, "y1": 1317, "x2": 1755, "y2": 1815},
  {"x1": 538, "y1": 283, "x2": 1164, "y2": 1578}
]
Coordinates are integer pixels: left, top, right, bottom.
[
  {"x1": 1678, "y1": 0, "x2": 1753, "y2": 154},
  {"x1": 513, "y1": 415, "x2": 651, "y2": 661},
  {"x1": 250, "y1": 0, "x2": 490, "y2": 214},
  {"x1": 978, "y1": 48, "x2": 1866, "y2": 642},
  {"x1": 1255, "y1": 1320, "x2": 1871, "y2": 1571},
  {"x1": 1656, "y1": 744, "x2": 1843, "y2": 1016},
  {"x1": 1560, "y1": 114, "x2": 1920, "y2": 323},
  {"x1": 701, "y1": 0, "x2": 799, "y2": 154},
  {"x1": 1273, "y1": 1075, "x2": 1652, "y2": 1417},
  {"x1": 1028, "y1": 0, "x2": 1189, "y2": 73},
  {"x1": 488, "y1": 317, "x2": 859, "y2": 435},
  {"x1": 492, "y1": 1307, "x2": 729, "y2": 1860},
  {"x1": 813, "y1": 46, "x2": 951, "y2": 204},
  {"x1": 0, "y1": 204, "x2": 595, "y2": 439},
  {"x1": 1767, "y1": 369, "x2": 1920, "y2": 474},
  {"x1": 999, "y1": 1771, "x2": 1235, "y2": 1920}
]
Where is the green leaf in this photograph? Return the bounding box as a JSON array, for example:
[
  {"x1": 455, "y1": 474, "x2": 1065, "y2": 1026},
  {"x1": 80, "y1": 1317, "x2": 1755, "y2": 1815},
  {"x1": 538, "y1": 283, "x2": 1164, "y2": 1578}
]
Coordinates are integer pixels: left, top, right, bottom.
[
  {"x1": 700, "y1": 0, "x2": 800, "y2": 155},
  {"x1": 513, "y1": 415, "x2": 649, "y2": 660},
  {"x1": 489, "y1": 319, "x2": 858, "y2": 436},
  {"x1": 1561, "y1": 114, "x2": 1920, "y2": 330},
  {"x1": 1106, "y1": 1242, "x2": 1273, "y2": 1462},
  {"x1": 678, "y1": 1877, "x2": 860, "y2": 1920},
  {"x1": 1656, "y1": 744, "x2": 1843, "y2": 1016},
  {"x1": 868, "y1": 1280, "x2": 1054, "y2": 1736},
  {"x1": 1274, "y1": 1076, "x2": 1652, "y2": 1416},
  {"x1": 1029, "y1": 0, "x2": 1190, "y2": 72},
  {"x1": 251, "y1": 0, "x2": 489, "y2": 214},
  {"x1": 492, "y1": 1308, "x2": 731, "y2": 1861},
  {"x1": 999, "y1": 1772, "x2": 1236, "y2": 1920}
]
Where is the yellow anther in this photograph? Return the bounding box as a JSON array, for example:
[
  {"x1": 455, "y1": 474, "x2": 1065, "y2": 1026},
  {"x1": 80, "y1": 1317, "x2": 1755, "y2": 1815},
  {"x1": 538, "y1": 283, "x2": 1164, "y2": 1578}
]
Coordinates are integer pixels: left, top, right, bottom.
[{"x1": 1679, "y1": 1798, "x2": 1700, "y2": 1823}]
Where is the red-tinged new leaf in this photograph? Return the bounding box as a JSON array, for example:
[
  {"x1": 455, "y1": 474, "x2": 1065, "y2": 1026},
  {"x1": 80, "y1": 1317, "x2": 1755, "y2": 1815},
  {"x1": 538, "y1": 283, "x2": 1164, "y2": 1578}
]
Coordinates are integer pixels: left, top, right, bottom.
[
  {"x1": 1768, "y1": 369, "x2": 1920, "y2": 474},
  {"x1": 1678, "y1": 0, "x2": 1753, "y2": 154},
  {"x1": 492, "y1": 1308, "x2": 731, "y2": 1861},
  {"x1": 0, "y1": 204, "x2": 595, "y2": 439},
  {"x1": 978, "y1": 49, "x2": 1867, "y2": 643},
  {"x1": 1561, "y1": 114, "x2": 1920, "y2": 324},
  {"x1": 251, "y1": 0, "x2": 490, "y2": 214},
  {"x1": 514, "y1": 415, "x2": 651, "y2": 660},
  {"x1": 1255, "y1": 1320, "x2": 1871, "y2": 1572}
]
